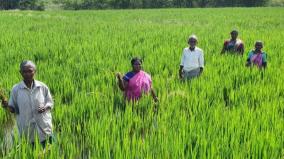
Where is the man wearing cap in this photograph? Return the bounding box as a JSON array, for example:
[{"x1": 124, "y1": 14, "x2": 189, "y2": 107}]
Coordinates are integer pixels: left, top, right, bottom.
[
  {"x1": 179, "y1": 35, "x2": 205, "y2": 80},
  {"x1": 1, "y1": 60, "x2": 54, "y2": 149}
]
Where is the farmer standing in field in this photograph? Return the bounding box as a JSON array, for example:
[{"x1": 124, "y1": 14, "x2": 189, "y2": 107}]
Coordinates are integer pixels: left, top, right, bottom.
[
  {"x1": 179, "y1": 35, "x2": 205, "y2": 80},
  {"x1": 116, "y1": 57, "x2": 158, "y2": 103},
  {"x1": 221, "y1": 30, "x2": 244, "y2": 55},
  {"x1": 246, "y1": 41, "x2": 267, "y2": 69},
  {"x1": 1, "y1": 60, "x2": 54, "y2": 149}
]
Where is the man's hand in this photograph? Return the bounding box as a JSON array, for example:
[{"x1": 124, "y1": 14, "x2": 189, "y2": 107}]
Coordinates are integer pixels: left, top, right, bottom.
[
  {"x1": 1, "y1": 100, "x2": 8, "y2": 108},
  {"x1": 179, "y1": 70, "x2": 184, "y2": 79},
  {"x1": 116, "y1": 72, "x2": 123, "y2": 80},
  {"x1": 198, "y1": 67, "x2": 203, "y2": 76},
  {"x1": 153, "y1": 96, "x2": 159, "y2": 104},
  {"x1": 0, "y1": 90, "x2": 8, "y2": 108},
  {"x1": 38, "y1": 105, "x2": 48, "y2": 113}
]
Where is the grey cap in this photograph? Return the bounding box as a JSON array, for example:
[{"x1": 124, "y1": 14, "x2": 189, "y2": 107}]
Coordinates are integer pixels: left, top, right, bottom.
[{"x1": 20, "y1": 60, "x2": 36, "y2": 71}]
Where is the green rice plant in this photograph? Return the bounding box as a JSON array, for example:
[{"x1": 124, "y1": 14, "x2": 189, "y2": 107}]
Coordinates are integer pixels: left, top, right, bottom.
[{"x1": 0, "y1": 7, "x2": 283, "y2": 158}]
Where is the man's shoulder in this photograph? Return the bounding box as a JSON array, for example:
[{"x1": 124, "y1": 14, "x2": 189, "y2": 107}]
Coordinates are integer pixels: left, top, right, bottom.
[
  {"x1": 11, "y1": 81, "x2": 24, "y2": 91},
  {"x1": 195, "y1": 47, "x2": 203, "y2": 53},
  {"x1": 34, "y1": 80, "x2": 49, "y2": 89},
  {"x1": 183, "y1": 47, "x2": 189, "y2": 52}
]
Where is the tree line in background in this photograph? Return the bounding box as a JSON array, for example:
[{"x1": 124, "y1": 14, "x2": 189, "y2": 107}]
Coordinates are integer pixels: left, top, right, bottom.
[
  {"x1": 55, "y1": 0, "x2": 269, "y2": 9},
  {"x1": 0, "y1": 0, "x2": 45, "y2": 10},
  {"x1": 0, "y1": 0, "x2": 282, "y2": 10}
]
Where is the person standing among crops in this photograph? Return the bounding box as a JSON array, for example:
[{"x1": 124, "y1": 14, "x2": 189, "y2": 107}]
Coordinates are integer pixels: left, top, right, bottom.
[
  {"x1": 1, "y1": 60, "x2": 54, "y2": 149},
  {"x1": 116, "y1": 57, "x2": 158, "y2": 103},
  {"x1": 246, "y1": 41, "x2": 267, "y2": 69},
  {"x1": 221, "y1": 30, "x2": 244, "y2": 55},
  {"x1": 179, "y1": 35, "x2": 204, "y2": 80}
]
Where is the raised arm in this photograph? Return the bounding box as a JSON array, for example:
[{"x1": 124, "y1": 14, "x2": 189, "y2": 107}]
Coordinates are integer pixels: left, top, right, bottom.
[{"x1": 116, "y1": 73, "x2": 128, "y2": 91}]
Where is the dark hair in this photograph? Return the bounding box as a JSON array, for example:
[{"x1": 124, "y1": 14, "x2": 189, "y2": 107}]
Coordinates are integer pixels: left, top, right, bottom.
[
  {"x1": 231, "y1": 30, "x2": 238, "y2": 34},
  {"x1": 255, "y1": 40, "x2": 263, "y2": 46},
  {"x1": 131, "y1": 57, "x2": 142, "y2": 65}
]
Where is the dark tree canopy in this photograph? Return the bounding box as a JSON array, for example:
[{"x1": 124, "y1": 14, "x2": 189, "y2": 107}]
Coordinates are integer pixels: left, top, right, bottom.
[
  {"x1": 0, "y1": 0, "x2": 279, "y2": 10},
  {"x1": 0, "y1": 0, "x2": 45, "y2": 10}
]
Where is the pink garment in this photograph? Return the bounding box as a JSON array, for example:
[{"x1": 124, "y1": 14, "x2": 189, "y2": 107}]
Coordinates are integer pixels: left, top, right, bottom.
[
  {"x1": 251, "y1": 53, "x2": 263, "y2": 67},
  {"x1": 125, "y1": 71, "x2": 152, "y2": 101}
]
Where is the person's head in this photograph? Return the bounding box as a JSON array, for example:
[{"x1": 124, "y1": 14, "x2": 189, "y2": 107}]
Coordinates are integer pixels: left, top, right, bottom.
[
  {"x1": 254, "y1": 41, "x2": 263, "y2": 52},
  {"x1": 131, "y1": 57, "x2": 142, "y2": 73},
  {"x1": 187, "y1": 35, "x2": 198, "y2": 48},
  {"x1": 20, "y1": 60, "x2": 36, "y2": 82},
  {"x1": 230, "y1": 30, "x2": 238, "y2": 40}
]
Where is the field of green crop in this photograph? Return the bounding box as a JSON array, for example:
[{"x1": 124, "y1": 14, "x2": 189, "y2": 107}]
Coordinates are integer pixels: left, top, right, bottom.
[{"x1": 0, "y1": 7, "x2": 284, "y2": 158}]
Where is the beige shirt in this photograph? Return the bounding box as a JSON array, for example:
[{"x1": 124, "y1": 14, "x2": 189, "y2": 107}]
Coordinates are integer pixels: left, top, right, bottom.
[
  {"x1": 180, "y1": 47, "x2": 204, "y2": 72},
  {"x1": 8, "y1": 80, "x2": 53, "y2": 142}
]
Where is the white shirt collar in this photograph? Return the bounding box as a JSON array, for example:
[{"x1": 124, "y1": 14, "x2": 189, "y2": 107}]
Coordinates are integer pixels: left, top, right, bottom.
[{"x1": 19, "y1": 80, "x2": 41, "y2": 89}]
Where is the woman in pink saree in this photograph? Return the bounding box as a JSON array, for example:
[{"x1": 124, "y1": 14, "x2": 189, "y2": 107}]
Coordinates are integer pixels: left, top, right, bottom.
[
  {"x1": 116, "y1": 57, "x2": 158, "y2": 102},
  {"x1": 246, "y1": 41, "x2": 267, "y2": 69}
]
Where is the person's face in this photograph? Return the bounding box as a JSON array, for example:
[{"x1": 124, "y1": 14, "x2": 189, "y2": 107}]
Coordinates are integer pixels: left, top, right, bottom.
[
  {"x1": 231, "y1": 32, "x2": 238, "y2": 40},
  {"x1": 255, "y1": 42, "x2": 263, "y2": 51},
  {"x1": 132, "y1": 60, "x2": 142, "y2": 72},
  {"x1": 188, "y1": 38, "x2": 197, "y2": 48},
  {"x1": 20, "y1": 66, "x2": 35, "y2": 82}
]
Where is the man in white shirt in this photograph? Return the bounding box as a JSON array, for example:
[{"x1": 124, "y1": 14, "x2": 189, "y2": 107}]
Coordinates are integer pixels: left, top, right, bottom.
[
  {"x1": 1, "y1": 60, "x2": 54, "y2": 149},
  {"x1": 179, "y1": 35, "x2": 204, "y2": 80}
]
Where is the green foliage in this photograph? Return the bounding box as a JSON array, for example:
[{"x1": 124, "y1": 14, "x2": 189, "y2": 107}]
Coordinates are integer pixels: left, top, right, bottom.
[
  {"x1": 0, "y1": 0, "x2": 275, "y2": 10},
  {"x1": 0, "y1": 0, "x2": 19, "y2": 9},
  {"x1": 0, "y1": 8, "x2": 284, "y2": 158},
  {"x1": 19, "y1": 0, "x2": 46, "y2": 10},
  {"x1": 269, "y1": 0, "x2": 284, "y2": 6},
  {"x1": 56, "y1": 0, "x2": 271, "y2": 9},
  {"x1": 0, "y1": 0, "x2": 46, "y2": 10}
]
